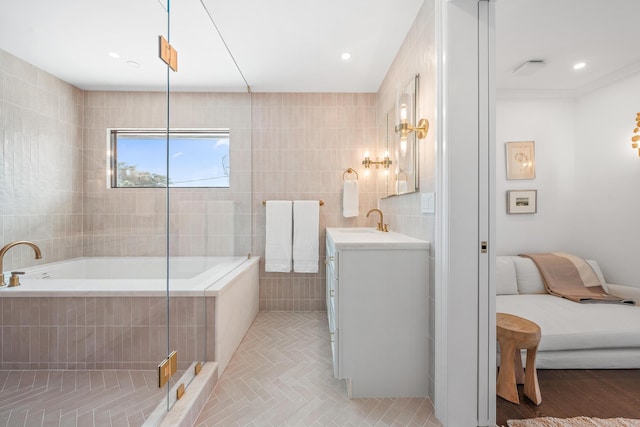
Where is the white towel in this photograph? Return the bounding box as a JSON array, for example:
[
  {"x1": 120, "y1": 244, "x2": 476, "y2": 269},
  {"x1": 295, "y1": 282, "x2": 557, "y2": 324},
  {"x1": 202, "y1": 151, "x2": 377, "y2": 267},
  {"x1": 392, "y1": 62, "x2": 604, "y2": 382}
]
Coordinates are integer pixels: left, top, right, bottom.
[
  {"x1": 293, "y1": 200, "x2": 319, "y2": 273},
  {"x1": 265, "y1": 201, "x2": 292, "y2": 272},
  {"x1": 342, "y1": 180, "x2": 359, "y2": 217}
]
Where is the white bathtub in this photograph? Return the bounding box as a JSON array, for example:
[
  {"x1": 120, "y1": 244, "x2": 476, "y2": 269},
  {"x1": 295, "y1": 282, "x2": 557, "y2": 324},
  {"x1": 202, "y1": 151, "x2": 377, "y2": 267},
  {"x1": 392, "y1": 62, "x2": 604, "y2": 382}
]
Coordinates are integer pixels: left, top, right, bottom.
[{"x1": 2, "y1": 256, "x2": 252, "y2": 297}]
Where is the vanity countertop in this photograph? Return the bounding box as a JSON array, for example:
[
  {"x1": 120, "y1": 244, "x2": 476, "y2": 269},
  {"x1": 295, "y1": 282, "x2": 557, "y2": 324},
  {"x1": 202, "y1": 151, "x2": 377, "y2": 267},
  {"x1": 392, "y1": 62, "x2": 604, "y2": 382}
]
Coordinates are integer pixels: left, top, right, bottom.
[{"x1": 326, "y1": 227, "x2": 429, "y2": 250}]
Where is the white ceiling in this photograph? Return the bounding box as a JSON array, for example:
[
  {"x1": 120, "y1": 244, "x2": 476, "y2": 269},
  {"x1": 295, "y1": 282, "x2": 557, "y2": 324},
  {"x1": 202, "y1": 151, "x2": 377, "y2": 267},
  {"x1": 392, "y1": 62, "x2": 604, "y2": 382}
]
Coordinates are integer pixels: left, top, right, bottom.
[
  {"x1": 1, "y1": 0, "x2": 639, "y2": 94},
  {"x1": 496, "y1": 0, "x2": 640, "y2": 97},
  {"x1": 0, "y1": 0, "x2": 423, "y2": 92}
]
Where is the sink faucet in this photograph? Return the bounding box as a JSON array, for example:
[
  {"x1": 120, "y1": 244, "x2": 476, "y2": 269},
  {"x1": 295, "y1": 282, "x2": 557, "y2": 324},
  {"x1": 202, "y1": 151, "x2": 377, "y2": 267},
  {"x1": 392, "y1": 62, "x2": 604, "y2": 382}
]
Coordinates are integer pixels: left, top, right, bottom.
[
  {"x1": 0, "y1": 241, "x2": 42, "y2": 286},
  {"x1": 366, "y1": 209, "x2": 388, "y2": 232}
]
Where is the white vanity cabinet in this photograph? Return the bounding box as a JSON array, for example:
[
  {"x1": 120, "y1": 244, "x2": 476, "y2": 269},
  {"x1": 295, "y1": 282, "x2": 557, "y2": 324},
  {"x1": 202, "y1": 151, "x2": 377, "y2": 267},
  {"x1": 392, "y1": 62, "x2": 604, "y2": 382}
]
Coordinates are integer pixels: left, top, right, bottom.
[{"x1": 325, "y1": 227, "x2": 430, "y2": 398}]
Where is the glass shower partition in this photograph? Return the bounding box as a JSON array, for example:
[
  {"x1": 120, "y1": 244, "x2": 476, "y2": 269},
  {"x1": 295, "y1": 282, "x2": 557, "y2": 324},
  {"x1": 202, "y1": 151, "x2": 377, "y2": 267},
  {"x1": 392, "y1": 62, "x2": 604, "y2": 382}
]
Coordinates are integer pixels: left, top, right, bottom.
[{"x1": 161, "y1": 0, "x2": 253, "y2": 419}]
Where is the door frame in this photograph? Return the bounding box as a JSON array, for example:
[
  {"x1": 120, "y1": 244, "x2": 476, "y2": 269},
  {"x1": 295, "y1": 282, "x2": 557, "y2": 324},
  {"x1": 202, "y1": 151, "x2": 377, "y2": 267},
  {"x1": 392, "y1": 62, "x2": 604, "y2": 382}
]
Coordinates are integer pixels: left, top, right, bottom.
[{"x1": 433, "y1": 0, "x2": 495, "y2": 425}]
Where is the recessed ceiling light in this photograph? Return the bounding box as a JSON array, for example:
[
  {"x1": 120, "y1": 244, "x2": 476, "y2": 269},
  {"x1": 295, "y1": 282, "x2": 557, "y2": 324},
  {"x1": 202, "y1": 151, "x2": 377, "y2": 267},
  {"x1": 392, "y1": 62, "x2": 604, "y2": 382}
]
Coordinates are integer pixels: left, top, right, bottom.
[
  {"x1": 108, "y1": 52, "x2": 120, "y2": 59},
  {"x1": 573, "y1": 62, "x2": 586, "y2": 70},
  {"x1": 341, "y1": 52, "x2": 351, "y2": 61},
  {"x1": 126, "y1": 60, "x2": 140, "y2": 68}
]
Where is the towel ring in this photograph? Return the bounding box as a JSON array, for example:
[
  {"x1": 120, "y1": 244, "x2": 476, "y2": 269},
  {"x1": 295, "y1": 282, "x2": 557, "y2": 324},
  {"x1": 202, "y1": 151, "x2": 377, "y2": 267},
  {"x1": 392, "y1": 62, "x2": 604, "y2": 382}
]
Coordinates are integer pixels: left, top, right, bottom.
[{"x1": 343, "y1": 168, "x2": 359, "y2": 181}]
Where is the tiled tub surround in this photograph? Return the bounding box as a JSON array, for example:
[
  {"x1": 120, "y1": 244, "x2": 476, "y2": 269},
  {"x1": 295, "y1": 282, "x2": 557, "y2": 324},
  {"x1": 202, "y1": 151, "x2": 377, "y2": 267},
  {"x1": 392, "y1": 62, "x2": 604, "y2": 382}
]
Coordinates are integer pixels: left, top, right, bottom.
[
  {"x1": 0, "y1": 256, "x2": 260, "y2": 372},
  {"x1": 82, "y1": 91, "x2": 253, "y2": 259},
  {"x1": 0, "y1": 49, "x2": 84, "y2": 274},
  {"x1": 0, "y1": 296, "x2": 212, "y2": 371}
]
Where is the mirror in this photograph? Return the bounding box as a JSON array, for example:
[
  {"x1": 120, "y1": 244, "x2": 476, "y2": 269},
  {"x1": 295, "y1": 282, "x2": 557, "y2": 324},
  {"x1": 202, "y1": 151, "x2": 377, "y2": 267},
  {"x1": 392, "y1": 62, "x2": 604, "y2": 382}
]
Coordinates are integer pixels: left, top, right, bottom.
[{"x1": 385, "y1": 74, "x2": 420, "y2": 196}]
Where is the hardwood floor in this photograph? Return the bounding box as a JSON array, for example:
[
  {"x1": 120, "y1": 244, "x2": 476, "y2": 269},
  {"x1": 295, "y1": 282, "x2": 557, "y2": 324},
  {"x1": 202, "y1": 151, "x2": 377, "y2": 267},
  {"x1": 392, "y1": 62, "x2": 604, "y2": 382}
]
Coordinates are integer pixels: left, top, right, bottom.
[{"x1": 496, "y1": 369, "x2": 640, "y2": 426}]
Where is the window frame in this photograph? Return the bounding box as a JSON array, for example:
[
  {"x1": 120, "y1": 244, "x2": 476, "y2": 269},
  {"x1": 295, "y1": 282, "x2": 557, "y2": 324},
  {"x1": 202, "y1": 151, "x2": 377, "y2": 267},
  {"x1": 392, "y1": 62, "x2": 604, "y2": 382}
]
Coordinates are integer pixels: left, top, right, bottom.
[{"x1": 109, "y1": 128, "x2": 230, "y2": 189}]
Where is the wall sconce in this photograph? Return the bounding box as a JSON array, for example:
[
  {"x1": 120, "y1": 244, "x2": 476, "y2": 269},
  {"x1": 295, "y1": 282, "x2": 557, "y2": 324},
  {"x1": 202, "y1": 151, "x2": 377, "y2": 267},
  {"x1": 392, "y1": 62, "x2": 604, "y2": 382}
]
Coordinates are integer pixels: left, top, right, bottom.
[
  {"x1": 395, "y1": 91, "x2": 429, "y2": 142},
  {"x1": 362, "y1": 150, "x2": 392, "y2": 169},
  {"x1": 632, "y1": 112, "x2": 640, "y2": 157}
]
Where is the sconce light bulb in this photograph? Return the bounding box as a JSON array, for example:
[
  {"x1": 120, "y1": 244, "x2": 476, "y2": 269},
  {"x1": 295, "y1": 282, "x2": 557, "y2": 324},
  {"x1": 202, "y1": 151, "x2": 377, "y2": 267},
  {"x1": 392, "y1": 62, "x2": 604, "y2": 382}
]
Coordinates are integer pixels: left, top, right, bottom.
[
  {"x1": 400, "y1": 104, "x2": 408, "y2": 122},
  {"x1": 364, "y1": 150, "x2": 370, "y2": 158},
  {"x1": 400, "y1": 136, "x2": 407, "y2": 154}
]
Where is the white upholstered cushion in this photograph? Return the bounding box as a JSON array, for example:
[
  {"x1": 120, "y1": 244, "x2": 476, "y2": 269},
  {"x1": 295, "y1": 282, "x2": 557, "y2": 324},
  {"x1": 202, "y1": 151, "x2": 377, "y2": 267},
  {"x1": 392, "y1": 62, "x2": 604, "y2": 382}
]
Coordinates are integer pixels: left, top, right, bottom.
[
  {"x1": 513, "y1": 256, "x2": 547, "y2": 294},
  {"x1": 496, "y1": 256, "x2": 518, "y2": 295},
  {"x1": 497, "y1": 294, "x2": 640, "y2": 351}
]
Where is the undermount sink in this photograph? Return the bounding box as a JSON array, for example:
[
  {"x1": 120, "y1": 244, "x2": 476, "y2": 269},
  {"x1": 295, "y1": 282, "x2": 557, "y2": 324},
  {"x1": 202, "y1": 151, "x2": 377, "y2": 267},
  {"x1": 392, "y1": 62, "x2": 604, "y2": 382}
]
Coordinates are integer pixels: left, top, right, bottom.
[{"x1": 325, "y1": 227, "x2": 429, "y2": 250}]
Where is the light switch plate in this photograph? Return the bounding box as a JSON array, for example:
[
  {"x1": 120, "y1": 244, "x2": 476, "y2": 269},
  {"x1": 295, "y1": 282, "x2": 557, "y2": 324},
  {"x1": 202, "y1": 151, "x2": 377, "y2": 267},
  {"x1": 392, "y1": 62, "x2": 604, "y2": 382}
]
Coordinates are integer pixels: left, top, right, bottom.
[{"x1": 421, "y1": 192, "x2": 435, "y2": 214}]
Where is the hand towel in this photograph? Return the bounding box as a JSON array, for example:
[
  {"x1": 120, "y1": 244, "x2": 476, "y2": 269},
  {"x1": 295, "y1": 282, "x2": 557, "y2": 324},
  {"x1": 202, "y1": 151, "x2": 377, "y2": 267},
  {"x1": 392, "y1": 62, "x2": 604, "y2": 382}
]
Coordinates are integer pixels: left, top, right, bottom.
[
  {"x1": 293, "y1": 200, "x2": 319, "y2": 273},
  {"x1": 343, "y1": 180, "x2": 359, "y2": 217},
  {"x1": 265, "y1": 201, "x2": 292, "y2": 272}
]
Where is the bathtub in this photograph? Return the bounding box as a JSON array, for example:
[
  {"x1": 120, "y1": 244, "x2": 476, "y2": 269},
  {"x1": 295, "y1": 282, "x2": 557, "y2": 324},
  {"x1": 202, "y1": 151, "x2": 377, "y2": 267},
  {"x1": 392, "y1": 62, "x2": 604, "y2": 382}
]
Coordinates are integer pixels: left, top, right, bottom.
[
  {"x1": 3, "y1": 256, "x2": 251, "y2": 296},
  {"x1": 0, "y1": 256, "x2": 260, "y2": 374}
]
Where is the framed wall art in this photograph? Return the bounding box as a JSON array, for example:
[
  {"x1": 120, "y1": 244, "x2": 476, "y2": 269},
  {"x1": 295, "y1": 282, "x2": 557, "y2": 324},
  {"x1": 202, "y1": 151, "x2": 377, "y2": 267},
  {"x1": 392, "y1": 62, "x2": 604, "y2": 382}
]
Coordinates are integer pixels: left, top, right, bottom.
[
  {"x1": 507, "y1": 190, "x2": 537, "y2": 214},
  {"x1": 505, "y1": 141, "x2": 535, "y2": 180}
]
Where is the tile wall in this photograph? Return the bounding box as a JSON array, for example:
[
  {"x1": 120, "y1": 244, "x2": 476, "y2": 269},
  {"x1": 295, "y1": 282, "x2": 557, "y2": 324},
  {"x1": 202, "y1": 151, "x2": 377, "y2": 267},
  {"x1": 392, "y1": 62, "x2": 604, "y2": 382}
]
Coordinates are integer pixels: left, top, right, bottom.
[
  {"x1": 82, "y1": 91, "x2": 252, "y2": 258},
  {"x1": 0, "y1": 49, "x2": 84, "y2": 273},
  {"x1": 251, "y1": 93, "x2": 385, "y2": 310}
]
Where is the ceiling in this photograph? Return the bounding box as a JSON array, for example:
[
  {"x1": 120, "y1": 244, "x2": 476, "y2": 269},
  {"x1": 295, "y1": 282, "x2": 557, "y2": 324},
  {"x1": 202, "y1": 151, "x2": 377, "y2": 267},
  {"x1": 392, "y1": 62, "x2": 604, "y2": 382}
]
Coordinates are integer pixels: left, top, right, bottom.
[
  {"x1": 1, "y1": 0, "x2": 639, "y2": 94},
  {"x1": 0, "y1": 0, "x2": 423, "y2": 92},
  {"x1": 495, "y1": 0, "x2": 640, "y2": 97}
]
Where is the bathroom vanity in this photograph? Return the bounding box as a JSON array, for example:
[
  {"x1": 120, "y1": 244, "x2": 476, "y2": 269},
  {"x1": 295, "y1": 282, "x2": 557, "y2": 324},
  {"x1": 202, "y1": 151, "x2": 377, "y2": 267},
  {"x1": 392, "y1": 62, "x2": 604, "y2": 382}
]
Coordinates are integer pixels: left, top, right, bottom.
[{"x1": 325, "y1": 227, "x2": 430, "y2": 398}]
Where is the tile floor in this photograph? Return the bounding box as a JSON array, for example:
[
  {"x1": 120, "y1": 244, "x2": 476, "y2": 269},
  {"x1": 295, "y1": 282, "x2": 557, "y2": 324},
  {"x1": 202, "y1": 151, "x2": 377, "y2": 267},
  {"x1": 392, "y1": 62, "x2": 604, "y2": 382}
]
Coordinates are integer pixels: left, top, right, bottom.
[
  {"x1": 0, "y1": 312, "x2": 440, "y2": 427},
  {"x1": 0, "y1": 369, "x2": 164, "y2": 426},
  {"x1": 195, "y1": 312, "x2": 441, "y2": 427}
]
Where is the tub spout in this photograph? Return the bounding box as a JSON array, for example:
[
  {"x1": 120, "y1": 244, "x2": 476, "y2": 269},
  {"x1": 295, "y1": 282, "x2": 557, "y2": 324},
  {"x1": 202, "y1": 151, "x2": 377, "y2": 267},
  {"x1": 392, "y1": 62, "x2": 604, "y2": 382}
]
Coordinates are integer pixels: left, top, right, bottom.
[{"x1": 0, "y1": 241, "x2": 42, "y2": 286}]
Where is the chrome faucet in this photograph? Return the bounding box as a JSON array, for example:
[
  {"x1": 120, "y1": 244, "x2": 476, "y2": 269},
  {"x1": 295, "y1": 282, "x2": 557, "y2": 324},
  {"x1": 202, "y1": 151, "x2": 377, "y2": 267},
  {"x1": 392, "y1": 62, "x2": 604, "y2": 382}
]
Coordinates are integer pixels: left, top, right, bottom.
[
  {"x1": 366, "y1": 208, "x2": 388, "y2": 232},
  {"x1": 0, "y1": 241, "x2": 42, "y2": 286}
]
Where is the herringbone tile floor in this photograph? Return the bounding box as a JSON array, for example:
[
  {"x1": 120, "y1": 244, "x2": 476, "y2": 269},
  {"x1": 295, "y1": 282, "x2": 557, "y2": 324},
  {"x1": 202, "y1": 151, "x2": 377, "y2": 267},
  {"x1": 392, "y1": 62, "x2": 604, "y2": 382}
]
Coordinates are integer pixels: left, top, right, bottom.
[
  {"x1": 0, "y1": 369, "x2": 165, "y2": 427},
  {"x1": 195, "y1": 312, "x2": 441, "y2": 427}
]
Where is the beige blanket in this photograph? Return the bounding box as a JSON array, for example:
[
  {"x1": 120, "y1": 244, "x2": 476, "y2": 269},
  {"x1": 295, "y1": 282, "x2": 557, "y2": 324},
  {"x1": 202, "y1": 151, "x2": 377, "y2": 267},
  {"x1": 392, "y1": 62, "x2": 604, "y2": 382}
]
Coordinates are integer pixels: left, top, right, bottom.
[{"x1": 519, "y1": 252, "x2": 635, "y2": 305}]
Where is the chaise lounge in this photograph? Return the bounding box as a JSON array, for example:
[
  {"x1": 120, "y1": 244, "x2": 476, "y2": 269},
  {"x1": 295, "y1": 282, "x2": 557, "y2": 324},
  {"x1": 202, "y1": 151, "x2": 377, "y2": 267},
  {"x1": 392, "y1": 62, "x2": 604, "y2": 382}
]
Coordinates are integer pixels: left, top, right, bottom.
[{"x1": 496, "y1": 254, "x2": 640, "y2": 369}]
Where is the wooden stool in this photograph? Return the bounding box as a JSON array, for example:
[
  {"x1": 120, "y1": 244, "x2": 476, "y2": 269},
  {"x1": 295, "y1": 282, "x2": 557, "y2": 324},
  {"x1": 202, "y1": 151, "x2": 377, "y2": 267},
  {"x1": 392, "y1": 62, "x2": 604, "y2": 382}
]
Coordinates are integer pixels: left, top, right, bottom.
[{"x1": 496, "y1": 312, "x2": 542, "y2": 405}]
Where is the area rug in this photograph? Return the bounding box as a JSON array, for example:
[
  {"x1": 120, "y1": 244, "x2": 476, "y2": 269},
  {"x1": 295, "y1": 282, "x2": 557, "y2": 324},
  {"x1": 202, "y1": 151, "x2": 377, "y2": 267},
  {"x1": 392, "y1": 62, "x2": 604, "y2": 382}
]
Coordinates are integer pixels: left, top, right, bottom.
[{"x1": 507, "y1": 417, "x2": 640, "y2": 427}]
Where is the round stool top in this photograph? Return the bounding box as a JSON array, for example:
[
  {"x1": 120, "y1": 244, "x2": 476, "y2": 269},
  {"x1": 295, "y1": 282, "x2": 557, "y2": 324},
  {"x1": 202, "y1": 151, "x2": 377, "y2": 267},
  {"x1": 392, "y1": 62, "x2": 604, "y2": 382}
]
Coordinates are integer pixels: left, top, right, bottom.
[{"x1": 497, "y1": 312, "x2": 541, "y2": 342}]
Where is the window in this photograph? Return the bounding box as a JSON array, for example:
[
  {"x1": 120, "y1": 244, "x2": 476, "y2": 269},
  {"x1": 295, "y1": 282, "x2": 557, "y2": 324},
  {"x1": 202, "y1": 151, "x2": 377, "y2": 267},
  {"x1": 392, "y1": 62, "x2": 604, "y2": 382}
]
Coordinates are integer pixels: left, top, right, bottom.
[{"x1": 110, "y1": 129, "x2": 230, "y2": 188}]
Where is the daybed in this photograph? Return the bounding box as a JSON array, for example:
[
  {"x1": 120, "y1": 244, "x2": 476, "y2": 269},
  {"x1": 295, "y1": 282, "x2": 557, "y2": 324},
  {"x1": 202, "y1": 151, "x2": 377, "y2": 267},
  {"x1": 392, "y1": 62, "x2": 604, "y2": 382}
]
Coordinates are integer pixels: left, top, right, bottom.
[{"x1": 496, "y1": 255, "x2": 640, "y2": 369}]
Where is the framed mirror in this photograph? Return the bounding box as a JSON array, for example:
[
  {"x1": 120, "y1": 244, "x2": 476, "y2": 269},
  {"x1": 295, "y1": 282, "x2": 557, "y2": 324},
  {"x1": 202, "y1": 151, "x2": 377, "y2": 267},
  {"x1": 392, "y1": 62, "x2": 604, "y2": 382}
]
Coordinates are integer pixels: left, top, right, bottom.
[{"x1": 385, "y1": 74, "x2": 420, "y2": 196}]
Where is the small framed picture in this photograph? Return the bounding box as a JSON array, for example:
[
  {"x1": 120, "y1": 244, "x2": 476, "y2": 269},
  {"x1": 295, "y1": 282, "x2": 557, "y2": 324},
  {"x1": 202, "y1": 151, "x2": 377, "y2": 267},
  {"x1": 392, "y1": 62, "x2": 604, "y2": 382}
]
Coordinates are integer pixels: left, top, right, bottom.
[
  {"x1": 507, "y1": 190, "x2": 537, "y2": 214},
  {"x1": 505, "y1": 141, "x2": 535, "y2": 180}
]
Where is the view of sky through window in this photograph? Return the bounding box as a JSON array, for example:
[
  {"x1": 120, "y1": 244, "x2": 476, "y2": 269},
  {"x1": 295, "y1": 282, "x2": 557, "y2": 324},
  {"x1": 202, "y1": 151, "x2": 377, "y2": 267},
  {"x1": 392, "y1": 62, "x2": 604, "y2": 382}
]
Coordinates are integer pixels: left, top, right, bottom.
[{"x1": 112, "y1": 131, "x2": 230, "y2": 188}]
